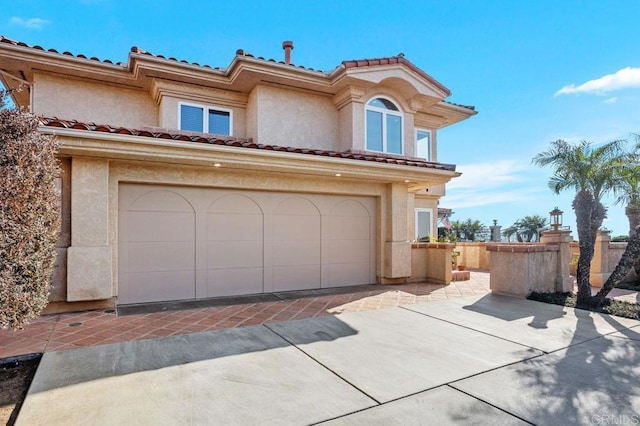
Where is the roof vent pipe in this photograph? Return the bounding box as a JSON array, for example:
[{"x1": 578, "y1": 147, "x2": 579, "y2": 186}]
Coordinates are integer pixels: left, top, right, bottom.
[{"x1": 282, "y1": 41, "x2": 294, "y2": 65}]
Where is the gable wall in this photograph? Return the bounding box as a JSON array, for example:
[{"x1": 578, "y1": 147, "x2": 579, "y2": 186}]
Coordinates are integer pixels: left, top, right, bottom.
[
  {"x1": 32, "y1": 73, "x2": 158, "y2": 128},
  {"x1": 250, "y1": 85, "x2": 338, "y2": 150}
]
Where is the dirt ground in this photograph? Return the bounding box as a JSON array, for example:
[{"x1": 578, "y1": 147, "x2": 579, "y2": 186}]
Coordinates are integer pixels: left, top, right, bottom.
[{"x1": 0, "y1": 354, "x2": 40, "y2": 426}]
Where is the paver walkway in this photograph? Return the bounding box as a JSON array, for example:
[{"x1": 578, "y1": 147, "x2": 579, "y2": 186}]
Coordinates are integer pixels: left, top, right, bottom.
[{"x1": 0, "y1": 272, "x2": 490, "y2": 359}]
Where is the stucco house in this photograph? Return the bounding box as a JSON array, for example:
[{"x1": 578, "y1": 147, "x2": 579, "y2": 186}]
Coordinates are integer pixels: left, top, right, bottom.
[{"x1": 0, "y1": 37, "x2": 475, "y2": 311}]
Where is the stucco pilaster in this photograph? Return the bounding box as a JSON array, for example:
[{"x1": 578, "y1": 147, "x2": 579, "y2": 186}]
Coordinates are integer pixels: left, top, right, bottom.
[
  {"x1": 383, "y1": 183, "x2": 411, "y2": 279},
  {"x1": 590, "y1": 230, "x2": 611, "y2": 286},
  {"x1": 540, "y1": 229, "x2": 574, "y2": 292},
  {"x1": 67, "y1": 157, "x2": 112, "y2": 301}
]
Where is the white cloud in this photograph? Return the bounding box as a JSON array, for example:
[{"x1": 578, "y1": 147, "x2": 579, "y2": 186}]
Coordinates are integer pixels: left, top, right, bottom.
[
  {"x1": 444, "y1": 188, "x2": 542, "y2": 209},
  {"x1": 444, "y1": 160, "x2": 548, "y2": 209},
  {"x1": 554, "y1": 67, "x2": 640, "y2": 96},
  {"x1": 448, "y1": 160, "x2": 530, "y2": 190},
  {"x1": 9, "y1": 17, "x2": 50, "y2": 30},
  {"x1": 604, "y1": 97, "x2": 618, "y2": 104}
]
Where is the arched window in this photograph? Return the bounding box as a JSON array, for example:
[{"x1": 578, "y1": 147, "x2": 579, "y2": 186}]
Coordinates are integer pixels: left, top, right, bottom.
[{"x1": 366, "y1": 97, "x2": 403, "y2": 154}]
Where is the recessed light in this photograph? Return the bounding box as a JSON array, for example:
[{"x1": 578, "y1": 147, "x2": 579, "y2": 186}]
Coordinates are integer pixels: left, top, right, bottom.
[
  {"x1": 214, "y1": 163, "x2": 221, "y2": 167},
  {"x1": 335, "y1": 173, "x2": 342, "y2": 177},
  {"x1": 404, "y1": 180, "x2": 410, "y2": 183}
]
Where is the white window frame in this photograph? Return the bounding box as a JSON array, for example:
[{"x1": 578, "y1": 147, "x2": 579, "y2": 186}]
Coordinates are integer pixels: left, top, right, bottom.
[
  {"x1": 178, "y1": 101, "x2": 233, "y2": 136},
  {"x1": 365, "y1": 96, "x2": 404, "y2": 155},
  {"x1": 415, "y1": 128, "x2": 432, "y2": 161},
  {"x1": 415, "y1": 208, "x2": 434, "y2": 241}
]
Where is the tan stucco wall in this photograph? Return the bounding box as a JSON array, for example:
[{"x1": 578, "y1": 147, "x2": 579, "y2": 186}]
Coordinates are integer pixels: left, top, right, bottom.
[
  {"x1": 251, "y1": 85, "x2": 338, "y2": 149},
  {"x1": 32, "y1": 73, "x2": 158, "y2": 128},
  {"x1": 455, "y1": 243, "x2": 490, "y2": 270},
  {"x1": 410, "y1": 243, "x2": 453, "y2": 284},
  {"x1": 488, "y1": 247, "x2": 559, "y2": 297}
]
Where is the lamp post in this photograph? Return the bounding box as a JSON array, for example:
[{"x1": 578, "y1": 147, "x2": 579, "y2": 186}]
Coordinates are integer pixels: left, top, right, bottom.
[{"x1": 550, "y1": 207, "x2": 563, "y2": 231}]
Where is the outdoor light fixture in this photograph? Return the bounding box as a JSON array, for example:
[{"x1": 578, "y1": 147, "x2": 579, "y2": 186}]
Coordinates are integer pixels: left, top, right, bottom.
[{"x1": 550, "y1": 207, "x2": 563, "y2": 231}]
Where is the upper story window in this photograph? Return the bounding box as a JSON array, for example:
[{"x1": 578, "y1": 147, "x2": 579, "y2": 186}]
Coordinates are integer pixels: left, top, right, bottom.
[
  {"x1": 366, "y1": 97, "x2": 403, "y2": 155},
  {"x1": 179, "y1": 102, "x2": 232, "y2": 136},
  {"x1": 416, "y1": 129, "x2": 431, "y2": 161}
]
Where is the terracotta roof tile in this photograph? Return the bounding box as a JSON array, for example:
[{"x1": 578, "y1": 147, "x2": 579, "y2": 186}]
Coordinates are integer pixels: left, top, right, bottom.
[
  {"x1": 342, "y1": 54, "x2": 451, "y2": 97},
  {"x1": 38, "y1": 117, "x2": 456, "y2": 172},
  {"x1": 0, "y1": 35, "x2": 126, "y2": 66}
]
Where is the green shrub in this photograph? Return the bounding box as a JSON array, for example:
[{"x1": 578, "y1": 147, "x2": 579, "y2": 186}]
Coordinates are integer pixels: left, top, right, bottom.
[
  {"x1": 0, "y1": 91, "x2": 60, "y2": 329},
  {"x1": 611, "y1": 235, "x2": 630, "y2": 242},
  {"x1": 528, "y1": 291, "x2": 640, "y2": 320}
]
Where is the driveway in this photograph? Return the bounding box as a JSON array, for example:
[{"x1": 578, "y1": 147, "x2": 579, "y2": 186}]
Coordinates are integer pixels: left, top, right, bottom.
[{"x1": 15, "y1": 293, "x2": 640, "y2": 425}]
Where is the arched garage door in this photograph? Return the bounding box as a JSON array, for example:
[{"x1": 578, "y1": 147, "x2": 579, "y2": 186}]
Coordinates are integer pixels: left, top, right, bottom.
[{"x1": 118, "y1": 184, "x2": 376, "y2": 304}]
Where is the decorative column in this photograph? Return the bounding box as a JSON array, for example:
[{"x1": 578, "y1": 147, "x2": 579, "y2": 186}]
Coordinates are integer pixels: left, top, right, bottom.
[
  {"x1": 590, "y1": 230, "x2": 611, "y2": 286},
  {"x1": 540, "y1": 229, "x2": 573, "y2": 292},
  {"x1": 383, "y1": 183, "x2": 411, "y2": 283},
  {"x1": 489, "y1": 220, "x2": 502, "y2": 242},
  {"x1": 66, "y1": 158, "x2": 113, "y2": 301}
]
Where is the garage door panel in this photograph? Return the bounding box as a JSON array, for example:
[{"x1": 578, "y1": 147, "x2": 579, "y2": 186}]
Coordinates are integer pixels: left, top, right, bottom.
[
  {"x1": 129, "y1": 190, "x2": 194, "y2": 212},
  {"x1": 126, "y1": 211, "x2": 195, "y2": 242},
  {"x1": 325, "y1": 216, "x2": 370, "y2": 240},
  {"x1": 273, "y1": 241, "x2": 320, "y2": 266},
  {"x1": 120, "y1": 271, "x2": 195, "y2": 304},
  {"x1": 325, "y1": 239, "x2": 370, "y2": 264},
  {"x1": 205, "y1": 268, "x2": 263, "y2": 297},
  {"x1": 125, "y1": 242, "x2": 194, "y2": 272},
  {"x1": 272, "y1": 265, "x2": 321, "y2": 292},
  {"x1": 206, "y1": 213, "x2": 263, "y2": 241},
  {"x1": 325, "y1": 263, "x2": 371, "y2": 288},
  {"x1": 206, "y1": 241, "x2": 263, "y2": 268},
  {"x1": 273, "y1": 216, "x2": 320, "y2": 240}
]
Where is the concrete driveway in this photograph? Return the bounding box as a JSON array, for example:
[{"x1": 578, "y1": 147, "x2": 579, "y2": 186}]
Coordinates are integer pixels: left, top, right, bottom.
[{"x1": 16, "y1": 294, "x2": 640, "y2": 425}]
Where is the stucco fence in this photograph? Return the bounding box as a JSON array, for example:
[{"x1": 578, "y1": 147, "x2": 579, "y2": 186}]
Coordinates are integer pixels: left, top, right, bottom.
[
  {"x1": 489, "y1": 230, "x2": 637, "y2": 298},
  {"x1": 409, "y1": 242, "x2": 490, "y2": 285}
]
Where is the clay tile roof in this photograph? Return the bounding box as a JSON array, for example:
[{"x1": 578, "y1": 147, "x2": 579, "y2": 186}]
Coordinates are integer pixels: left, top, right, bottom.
[
  {"x1": 0, "y1": 35, "x2": 122, "y2": 66},
  {"x1": 342, "y1": 54, "x2": 451, "y2": 97},
  {"x1": 443, "y1": 100, "x2": 476, "y2": 111},
  {"x1": 234, "y1": 49, "x2": 326, "y2": 73},
  {"x1": 37, "y1": 117, "x2": 456, "y2": 172}
]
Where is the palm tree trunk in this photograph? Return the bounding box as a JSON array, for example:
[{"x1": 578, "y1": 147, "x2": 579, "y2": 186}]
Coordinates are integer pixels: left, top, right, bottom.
[
  {"x1": 626, "y1": 205, "x2": 640, "y2": 236},
  {"x1": 626, "y1": 205, "x2": 640, "y2": 276},
  {"x1": 593, "y1": 225, "x2": 640, "y2": 305},
  {"x1": 573, "y1": 190, "x2": 607, "y2": 306}
]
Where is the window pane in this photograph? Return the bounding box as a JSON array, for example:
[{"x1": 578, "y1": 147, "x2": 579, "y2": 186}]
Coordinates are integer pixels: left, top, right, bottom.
[
  {"x1": 180, "y1": 105, "x2": 204, "y2": 132},
  {"x1": 366, "y1": 110, "x2": 383, "y2": 151},
  {"x1": 386, "y1": 114, "x2": 402, "y2": 154},
  {"x1": 416, "y1": 210, "x2": 432, "y2": 240},
  {"x1": 208, "y1": 109, "x2": 230, "y2": 135},
  {"x1": 416, "y1": 130, "x2": 431, "y2": 160},
  {"x1": 368, "y1": 98, "x2": 399, "y2": 111}
]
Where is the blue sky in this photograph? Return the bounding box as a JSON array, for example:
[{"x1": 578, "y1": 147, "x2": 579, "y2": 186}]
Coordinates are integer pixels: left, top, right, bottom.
[{"x1": 3, "y1": 1, "x2": 640, "y2": 236}]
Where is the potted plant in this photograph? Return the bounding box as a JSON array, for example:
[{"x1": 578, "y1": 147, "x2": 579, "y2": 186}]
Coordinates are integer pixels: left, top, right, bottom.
[{"x1": 451, "y1": 250, "x2": 460, "y2": 270}]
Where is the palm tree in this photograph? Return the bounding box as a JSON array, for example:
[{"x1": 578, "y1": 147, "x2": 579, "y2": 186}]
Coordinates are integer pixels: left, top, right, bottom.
[
  {"x1": 612, "y1": 153, "x2": 640, "y2": 235},
  {"x1": 533, "y1": 139, "x2": 624, "y2": 306},
  {"x1": 502, "y1": 225, "x2": 518, "y2": 242},
  {"x1": 515, "y1": 215, "x2": 548, "y2": 242}
]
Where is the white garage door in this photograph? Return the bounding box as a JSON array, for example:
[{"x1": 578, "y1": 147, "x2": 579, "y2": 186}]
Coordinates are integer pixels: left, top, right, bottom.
[{"x1": 118, "y1": 184, "x2": 376, "y2": 304}]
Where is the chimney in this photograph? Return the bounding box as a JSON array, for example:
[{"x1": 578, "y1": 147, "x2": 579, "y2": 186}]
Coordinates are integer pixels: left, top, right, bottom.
[{"x1": 282, "y1": 41, "x2": 294, "y2": 65}]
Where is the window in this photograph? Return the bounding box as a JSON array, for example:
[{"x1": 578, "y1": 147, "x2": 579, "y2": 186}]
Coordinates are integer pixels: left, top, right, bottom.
[
  {"x1": 415, "y1": 129, "x2": 431, "y2": 161},
  {"x1": 366, "y1": 97, "x2": 403, "y2": 154},
  {"x1": 415, "y1": 208, "x2": 433, "y2": 241},
  {"x1": 179, "y1": 103, "x2": 232, "y2": 136}
]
